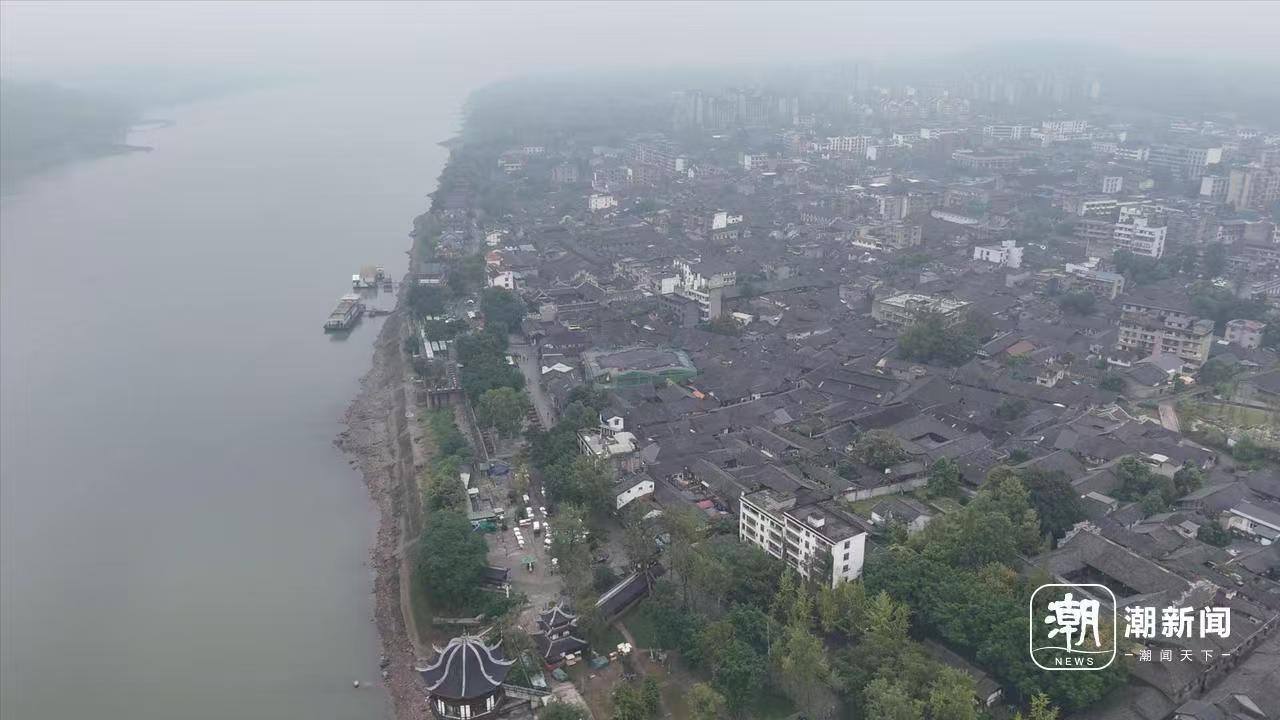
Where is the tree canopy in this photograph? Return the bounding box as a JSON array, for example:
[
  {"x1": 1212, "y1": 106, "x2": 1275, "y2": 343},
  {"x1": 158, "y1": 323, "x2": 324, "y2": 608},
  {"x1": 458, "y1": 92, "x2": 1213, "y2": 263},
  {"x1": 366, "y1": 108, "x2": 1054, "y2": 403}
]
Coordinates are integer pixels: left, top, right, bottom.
[
  {"x1": 415, "y1": 509, "x2": 488, "y2": 612},
  {"x1": 898, "y1": 311, "x2": 983, "y2": 367},
  {"x1": 475, "y1": 387, "x2": 529, "y2": 438}
]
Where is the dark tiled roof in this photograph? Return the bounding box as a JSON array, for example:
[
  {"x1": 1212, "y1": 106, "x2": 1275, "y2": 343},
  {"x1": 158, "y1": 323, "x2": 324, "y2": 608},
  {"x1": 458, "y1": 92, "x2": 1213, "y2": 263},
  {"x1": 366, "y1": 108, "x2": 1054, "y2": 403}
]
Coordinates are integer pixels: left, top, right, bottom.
[{"x1": 417, "y1": 635, "x2": 514, "y2": 701}]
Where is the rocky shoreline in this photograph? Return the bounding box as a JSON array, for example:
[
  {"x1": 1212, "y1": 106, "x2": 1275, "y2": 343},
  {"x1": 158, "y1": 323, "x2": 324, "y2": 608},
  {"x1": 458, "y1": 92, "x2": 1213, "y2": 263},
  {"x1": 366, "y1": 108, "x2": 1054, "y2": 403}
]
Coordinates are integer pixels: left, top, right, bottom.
[{"x1": 339, "y1": 302, "x2": 430, "y2": 720}]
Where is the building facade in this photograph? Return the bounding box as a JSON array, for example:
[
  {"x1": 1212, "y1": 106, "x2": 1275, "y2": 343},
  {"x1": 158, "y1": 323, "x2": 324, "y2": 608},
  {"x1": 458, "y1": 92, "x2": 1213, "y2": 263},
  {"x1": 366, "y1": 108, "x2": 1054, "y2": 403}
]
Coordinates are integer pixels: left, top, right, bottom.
[
  {"x1": 972, "y1": 240, "x2": 1024, "y2": 269},
  {"x1": 1225, "y1": 319, "x2": 1266, "y2": 349},
  {"x1": 739, "y1": 489, "x2": 868, "y2": 588},
  {"x1": 1117, "y1": 297, "x2": 1215, "y2": 369},
  {"x1": 871, "y1": 293, "x2": 970, "y2": 327}
]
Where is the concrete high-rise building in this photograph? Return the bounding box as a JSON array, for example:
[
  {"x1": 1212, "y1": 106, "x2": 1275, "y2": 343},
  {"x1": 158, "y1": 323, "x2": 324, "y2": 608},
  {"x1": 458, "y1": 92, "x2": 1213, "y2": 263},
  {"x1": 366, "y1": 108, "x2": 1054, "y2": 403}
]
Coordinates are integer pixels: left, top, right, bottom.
[
  {"x1": 1200, "y1": 175, "x2": 1230, "y2": 202},
  {"x1": 1149, "y1": 142, "x2": 1223, "y2": 179}
]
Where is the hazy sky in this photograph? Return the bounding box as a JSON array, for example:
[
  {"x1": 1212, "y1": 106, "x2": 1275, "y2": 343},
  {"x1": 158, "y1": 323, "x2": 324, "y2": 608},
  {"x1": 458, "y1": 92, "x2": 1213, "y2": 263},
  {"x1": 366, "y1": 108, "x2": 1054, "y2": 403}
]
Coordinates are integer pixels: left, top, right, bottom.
[{"x1": 2, "y1": 1, "x2": 1278, "y2": 87}]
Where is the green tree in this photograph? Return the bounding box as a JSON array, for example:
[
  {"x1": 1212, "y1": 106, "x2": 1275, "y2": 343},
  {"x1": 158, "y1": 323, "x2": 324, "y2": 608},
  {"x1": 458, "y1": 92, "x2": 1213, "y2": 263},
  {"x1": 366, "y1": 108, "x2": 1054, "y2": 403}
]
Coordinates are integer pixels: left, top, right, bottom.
[
  {"x1": 1197, "y1": 520, "x2": 1232, "y2": 547},
  {"x1": 593, "y1": 564, "x2": 620, "y2": 593},
  {"x1": 865, "y1": 677, "x2": 925, "y2": 720},
  {"x1": 407, "y1": 284, "x2": 448, "y2": 318},
  {"x1": 898, "y1": 312, "x2": 980, "y2": 367},
  {"x1": 1113, "y1": 456, "x2": 1174, "y2": 504},
  {"x1": 611, "y1": 684, "x2": 648, "y2": 720},
  {"x1": 415, "y1": 510, "x2": 488, "y2": 612},
  {"x1": 543, "y1": 456, "x2": 612, "y2": 515},
  {"x1": 1173, "y1": 463, "x2": 1204, "y2": 497},
  {"x1": 539, "y1": 701, "x2": 589, "y2": 720},
  {"x1": 927, "y1": 666, "x2": 979, "y2": 720},
  {"x1": 1199, "y1": 357, "x2": 1238, "y2": 386},
  {"x1": 622, "y1": 506, "x2": 659, "y2": 569},
  {"x1": 927, "y1": 458, "x2": 963, "y2": 498},
  {"x1": 855, "y1": 430, "x2": 908, "y2": 471},
  {"x1": 1232, "y1": 436, "x2": 1269, "y2": 465},
  {"x1": 686, "y1": 683, "x2": 727, "y2": 720},
  {"x1": 1204, "y1": 242, "x2": 1228, "y2": 278},
  {"x1": 1013, "y1": 693, "x2": 1061, "y2": 720},
  {"x1": 640, "y1": 677, "x2": 661, "y2": 716},
  {"x1": 1099, "y1": 374, "x2": 1125, "y2": 392},
  {"x1": 778, "y1": 624, "x2": 832, "y2": 716},
  {"x1": 476, "y1": 387, "x2": 529, "y2": 438},
  {"x1": 481, "y1": 287, "x2": 526, "y2": 332},
  {"x1": 711, "y1": 639, "x2": 766, "y2": 715},
  {"x1": 1021, "y1": 468, "x2": 1084, "y2": 541},
  {"x1": 995, "y1": 397, "x2": 1029, "y2": 421},
  {"x1": 1057, "y1": 291, "x2": 1096, "y2": 315}
]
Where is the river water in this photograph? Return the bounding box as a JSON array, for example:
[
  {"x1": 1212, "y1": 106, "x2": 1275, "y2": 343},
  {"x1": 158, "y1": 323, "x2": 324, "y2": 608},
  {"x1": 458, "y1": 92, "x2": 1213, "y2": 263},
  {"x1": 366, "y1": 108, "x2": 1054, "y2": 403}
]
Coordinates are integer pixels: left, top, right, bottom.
[{"x1": 1, "y1": 80, "x2": 460, "y2": 719}]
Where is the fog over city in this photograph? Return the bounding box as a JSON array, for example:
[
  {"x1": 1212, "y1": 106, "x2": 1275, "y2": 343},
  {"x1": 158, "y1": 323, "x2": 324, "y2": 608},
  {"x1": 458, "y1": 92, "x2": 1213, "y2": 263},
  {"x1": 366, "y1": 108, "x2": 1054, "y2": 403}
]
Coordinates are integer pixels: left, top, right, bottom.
[
  {"x1": 4, "y1": 1, "x2": 1279, "y2": 81},
  {"x1": 3, "y1": 4, "x2": 1280, "y2": 720}
]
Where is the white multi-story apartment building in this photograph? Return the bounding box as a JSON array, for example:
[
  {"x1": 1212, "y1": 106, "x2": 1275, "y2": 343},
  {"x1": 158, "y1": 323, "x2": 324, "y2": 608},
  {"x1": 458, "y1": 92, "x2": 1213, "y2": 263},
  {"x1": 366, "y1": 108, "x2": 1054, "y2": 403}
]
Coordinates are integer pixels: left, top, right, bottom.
[
  {"x1": 824, "y1": 136, "x2": 871, "y2": 155},
  {"x1": 972, "y1": 239, "x2": 1024, "y2": 269},
  {"x1": 983, "y1": 124, "x2": 1032, "y2": 142},
  {"x1": 740, "y1": 490, "x2": 868, "y2": 588},
  {"x1": 1039, "y1": 119, "x2": 1090, "y2": 144},
  {"x1": 588, "y1": 193, "x2": 618, "y2": 212},
  {"x1": 871, "y1": 293, "x2": 970, "y2": 327},
  {"x1": 1101, "y1": 176, "x2": 1123, "y2": 194},
  {"x1": 1112, "y1": 212, "x2": 1167, "y2": 258},
  {"x1": 1149, "y1": 143, "x2": 1222, "y2": 179},
  {"x1": 672, "y1": 256, "x2": 736, "y2": 321}
]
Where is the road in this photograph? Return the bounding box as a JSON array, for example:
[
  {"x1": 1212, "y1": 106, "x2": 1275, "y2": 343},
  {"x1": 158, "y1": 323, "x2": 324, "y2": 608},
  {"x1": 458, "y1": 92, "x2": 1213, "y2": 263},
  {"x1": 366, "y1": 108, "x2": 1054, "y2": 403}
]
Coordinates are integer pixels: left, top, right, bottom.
[
  {"x1": 509, "y1": 338, "x2": 554, "y2": 430},
  {"x1": 1158, "y1": 401, "x2": 1181, "y2": 433}
]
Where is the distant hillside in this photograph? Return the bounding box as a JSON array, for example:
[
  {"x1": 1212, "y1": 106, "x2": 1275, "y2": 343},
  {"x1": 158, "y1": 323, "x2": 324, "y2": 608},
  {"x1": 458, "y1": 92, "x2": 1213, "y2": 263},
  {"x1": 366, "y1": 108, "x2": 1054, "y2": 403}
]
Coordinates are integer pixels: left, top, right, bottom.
[{"x1": 0, "y1": 80, "x2": 139, "y2": 187}]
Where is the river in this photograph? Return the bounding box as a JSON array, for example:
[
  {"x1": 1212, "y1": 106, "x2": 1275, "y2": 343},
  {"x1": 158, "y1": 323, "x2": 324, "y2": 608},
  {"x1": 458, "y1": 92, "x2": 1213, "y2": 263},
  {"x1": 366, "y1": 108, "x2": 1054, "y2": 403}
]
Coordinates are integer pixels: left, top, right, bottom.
[{"x1": 0, "y1": 80, "x2": 461, "y2": 719}]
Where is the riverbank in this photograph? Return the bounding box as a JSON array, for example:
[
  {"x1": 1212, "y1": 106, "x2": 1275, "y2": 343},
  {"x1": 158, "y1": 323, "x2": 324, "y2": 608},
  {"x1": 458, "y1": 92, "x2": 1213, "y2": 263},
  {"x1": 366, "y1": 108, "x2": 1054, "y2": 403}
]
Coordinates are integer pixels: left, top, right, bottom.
[{"x1": 339, "y1": 299, "x2": 430, "y2": 720}]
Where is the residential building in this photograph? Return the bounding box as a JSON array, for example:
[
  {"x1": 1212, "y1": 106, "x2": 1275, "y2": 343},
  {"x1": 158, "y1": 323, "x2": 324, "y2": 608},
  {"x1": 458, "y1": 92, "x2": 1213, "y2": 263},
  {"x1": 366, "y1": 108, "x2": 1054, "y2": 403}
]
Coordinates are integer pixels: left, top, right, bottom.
[
  {"x1": 952, "y1": 150, "x2": 1019, "y2": 171},
  {"x1": 1199, "y1": 174, "x2": 1230, "y2": 202},
  {"x1": 982, "y1": 124, "x2": 1031, "y2": 141},
  {"x1": 673, "y1": 256, "x2": 736, "y2": 320},
  {"x1": 1063, "y1": 263, "x2": 1126, "y2": 300},
  {"x1": 824, "y1": 135, "x2": 871, "y2": 155},
  {"x1": 1112, "y1": 212, "x2": 1167, "y2": 258},
  {"x1": 614, "y1": 473, "x2": 655, "y2": 510},
  {"x1": 1226, "y1": 166, "x2": 1280, "y2": 212},
  {"x1": 578, "y1": 423, "x2": 641, "y2": 476},
  {"x1": 1039, "y1": 119, "x2": 1090, "y2": 144},
  {"x1": 872, "y1": 293, "x2": 971, "y2": 327},
  {"x1": 1101, "y1": 176, "x2": 1123, "y2": 194},
  {"x1": 1149, "y1": 142, "x2": 1223, "y2": 179},
  {"x1": 972, "y1": 239, "x2": 1024, "y2": 269},
  {"x1": 1071, "y1": 196, "x2": 1118, "y2": 217},
  {"x1": 1223, "y1": 501, "x2": 1280, "y2": 544},
  {"x1": 1224, "y1": 319, "x2": 1266, "y2": 349},
  {"x1": 588, "y1": 193, "x2": 618, "y2": 212},
  {"x1": 740, "y1": 489, "x2": 869, "y2": 588},
  {"x1": 1117, "y1": 293, "x2": 1215, "y2": 368}
]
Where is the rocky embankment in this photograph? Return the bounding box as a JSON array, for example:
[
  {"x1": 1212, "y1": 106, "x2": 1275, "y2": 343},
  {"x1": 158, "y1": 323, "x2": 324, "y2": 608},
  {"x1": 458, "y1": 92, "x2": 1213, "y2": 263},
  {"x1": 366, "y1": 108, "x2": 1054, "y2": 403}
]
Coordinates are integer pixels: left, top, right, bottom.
[{"x1": 339, "y1": 305, "x2": 430, "y2": 720}]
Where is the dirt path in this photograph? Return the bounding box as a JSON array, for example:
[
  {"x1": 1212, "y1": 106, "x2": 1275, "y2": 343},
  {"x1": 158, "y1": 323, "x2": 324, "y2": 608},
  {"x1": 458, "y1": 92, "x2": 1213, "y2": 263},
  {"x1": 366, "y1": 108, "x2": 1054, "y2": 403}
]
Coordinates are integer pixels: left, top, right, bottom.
[{"x1": 340, "y1": 306, "x2": 431, "y2": 720}]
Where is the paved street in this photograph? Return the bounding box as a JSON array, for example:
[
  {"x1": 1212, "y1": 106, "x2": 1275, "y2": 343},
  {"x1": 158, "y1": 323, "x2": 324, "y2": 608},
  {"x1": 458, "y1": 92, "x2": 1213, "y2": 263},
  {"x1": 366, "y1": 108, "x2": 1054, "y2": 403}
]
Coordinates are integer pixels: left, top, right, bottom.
[{"x1": 509, "y1": 338, "x2": 554, "y2": 430}]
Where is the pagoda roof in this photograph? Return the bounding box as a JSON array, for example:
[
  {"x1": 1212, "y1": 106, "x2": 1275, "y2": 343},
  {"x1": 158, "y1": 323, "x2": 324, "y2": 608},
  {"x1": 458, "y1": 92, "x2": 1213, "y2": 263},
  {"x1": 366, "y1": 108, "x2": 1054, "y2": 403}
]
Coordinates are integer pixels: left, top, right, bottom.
[{"x1": 416, "y1": 635, "x2": 514, "y2": 701}]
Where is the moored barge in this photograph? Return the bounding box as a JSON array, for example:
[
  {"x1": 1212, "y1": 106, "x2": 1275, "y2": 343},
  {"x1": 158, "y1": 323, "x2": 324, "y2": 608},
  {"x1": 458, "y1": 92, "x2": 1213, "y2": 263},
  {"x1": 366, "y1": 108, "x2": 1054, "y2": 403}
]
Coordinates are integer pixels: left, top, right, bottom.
[{"x1": 324, "y1": 293, "x2": 364, "y2": 331}]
